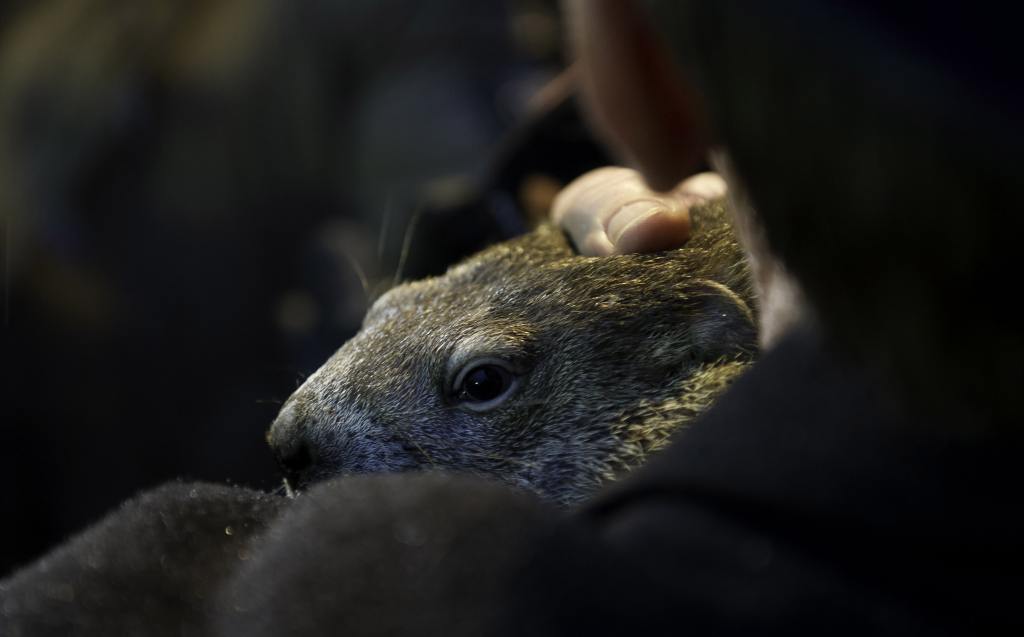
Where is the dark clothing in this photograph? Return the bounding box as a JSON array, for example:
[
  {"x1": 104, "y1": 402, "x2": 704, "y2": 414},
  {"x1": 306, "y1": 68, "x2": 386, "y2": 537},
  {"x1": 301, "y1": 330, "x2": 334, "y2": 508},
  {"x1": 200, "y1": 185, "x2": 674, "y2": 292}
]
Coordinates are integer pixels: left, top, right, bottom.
[
  {"x1": 577, "y1": 324, "x2": 1024, "y2": 635},
  {"x1": 3, "y1": 325, "x2": 1021, "y2": 635}
]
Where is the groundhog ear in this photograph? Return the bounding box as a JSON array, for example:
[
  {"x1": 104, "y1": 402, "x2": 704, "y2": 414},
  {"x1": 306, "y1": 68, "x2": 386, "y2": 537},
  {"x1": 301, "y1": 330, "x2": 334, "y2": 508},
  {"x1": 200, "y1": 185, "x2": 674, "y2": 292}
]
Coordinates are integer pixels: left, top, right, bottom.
[{"x1": 679, "y1": 279, "x2": 759, "y2": 364}]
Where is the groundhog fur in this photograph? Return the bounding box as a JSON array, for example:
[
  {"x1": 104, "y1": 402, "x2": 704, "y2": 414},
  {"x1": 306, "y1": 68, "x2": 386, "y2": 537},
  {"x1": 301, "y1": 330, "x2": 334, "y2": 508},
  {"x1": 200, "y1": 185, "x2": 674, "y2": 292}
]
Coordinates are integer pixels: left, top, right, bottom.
[
  {"x1": 269, "y1": 198, "x2": 758, "y2": 505},
  {"x1": 2, "y1": 201, "x2": 756, "y2": 636}
]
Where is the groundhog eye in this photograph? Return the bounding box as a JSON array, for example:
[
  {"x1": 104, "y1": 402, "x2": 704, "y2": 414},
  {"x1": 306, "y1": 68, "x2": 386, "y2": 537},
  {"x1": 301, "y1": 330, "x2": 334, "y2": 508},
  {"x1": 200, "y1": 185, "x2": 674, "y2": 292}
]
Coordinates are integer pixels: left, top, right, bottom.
[{"x1": 453, "y1": 362, "x2": 516, "y2": 411}]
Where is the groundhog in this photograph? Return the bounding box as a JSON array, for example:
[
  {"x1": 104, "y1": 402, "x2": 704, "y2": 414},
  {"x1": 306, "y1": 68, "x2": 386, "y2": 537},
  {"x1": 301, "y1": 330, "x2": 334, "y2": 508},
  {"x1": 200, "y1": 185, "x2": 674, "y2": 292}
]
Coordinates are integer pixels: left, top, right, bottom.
[{"x1": 268, "y1": 198, "x2": 757, "y2": 505}]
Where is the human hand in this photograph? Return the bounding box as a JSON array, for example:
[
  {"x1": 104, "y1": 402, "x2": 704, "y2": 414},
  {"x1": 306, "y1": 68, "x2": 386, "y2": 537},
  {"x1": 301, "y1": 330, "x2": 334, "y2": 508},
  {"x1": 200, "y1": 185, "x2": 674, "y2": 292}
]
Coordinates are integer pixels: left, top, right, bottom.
[{"x1": 551, "y1": 166, "x2": 726, "y2": 256}]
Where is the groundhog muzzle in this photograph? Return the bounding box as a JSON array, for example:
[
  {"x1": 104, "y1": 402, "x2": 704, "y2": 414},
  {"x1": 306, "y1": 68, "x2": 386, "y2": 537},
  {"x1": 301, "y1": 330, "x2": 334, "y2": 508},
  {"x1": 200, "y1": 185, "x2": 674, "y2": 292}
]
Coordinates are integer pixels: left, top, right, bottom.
[{"x1": 268, "y1": 198, "x2": 757, "y2": 505}]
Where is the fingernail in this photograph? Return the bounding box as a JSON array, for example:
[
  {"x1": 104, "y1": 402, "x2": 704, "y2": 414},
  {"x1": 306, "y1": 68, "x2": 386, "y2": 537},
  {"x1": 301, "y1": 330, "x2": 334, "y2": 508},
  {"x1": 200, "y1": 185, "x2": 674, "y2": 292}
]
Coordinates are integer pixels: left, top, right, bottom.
[
  {"x1": 606, "y1": 200, "x2": 666, "y2": 245},
  {"x1": 613, "y1": 207, "x2": 691, "y2": 254}
]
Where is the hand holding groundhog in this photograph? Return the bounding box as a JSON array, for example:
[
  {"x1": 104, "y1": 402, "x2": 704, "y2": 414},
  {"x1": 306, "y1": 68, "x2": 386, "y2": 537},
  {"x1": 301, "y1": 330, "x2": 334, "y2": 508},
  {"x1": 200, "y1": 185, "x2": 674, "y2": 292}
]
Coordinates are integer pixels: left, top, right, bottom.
[{"x1": 551, "y1": 166, "x2": 726, "y2": 256}]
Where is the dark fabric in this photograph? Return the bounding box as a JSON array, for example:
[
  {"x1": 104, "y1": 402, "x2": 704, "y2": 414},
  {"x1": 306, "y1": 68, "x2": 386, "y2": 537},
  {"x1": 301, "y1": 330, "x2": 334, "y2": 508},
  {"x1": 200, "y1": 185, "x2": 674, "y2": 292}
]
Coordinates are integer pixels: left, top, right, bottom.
[
  {"x1": 0, "y1": 483, "x2": 288, "y2": 637},
  {"x1": 578, "y1": 324, "x2": 1024, "y2": 635},
  {"x1": 3, "y1": 325, "x2": 1021, "y2": 635}
]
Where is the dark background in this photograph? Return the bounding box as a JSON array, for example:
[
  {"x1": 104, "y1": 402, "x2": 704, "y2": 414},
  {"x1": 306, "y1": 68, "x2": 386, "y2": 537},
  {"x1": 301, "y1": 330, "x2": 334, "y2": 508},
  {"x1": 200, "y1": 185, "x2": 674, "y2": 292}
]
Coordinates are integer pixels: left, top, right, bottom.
[{"x1": 1, "y1": 0, "x2": 610, "y2": 574}]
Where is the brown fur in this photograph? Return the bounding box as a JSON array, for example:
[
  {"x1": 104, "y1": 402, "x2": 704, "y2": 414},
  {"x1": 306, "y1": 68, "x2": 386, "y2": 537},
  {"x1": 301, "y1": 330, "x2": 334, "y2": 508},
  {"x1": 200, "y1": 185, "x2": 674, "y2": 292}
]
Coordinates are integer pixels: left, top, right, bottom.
[{"x1": 268, "y1": 199, "x2": 757, "y2": 505}]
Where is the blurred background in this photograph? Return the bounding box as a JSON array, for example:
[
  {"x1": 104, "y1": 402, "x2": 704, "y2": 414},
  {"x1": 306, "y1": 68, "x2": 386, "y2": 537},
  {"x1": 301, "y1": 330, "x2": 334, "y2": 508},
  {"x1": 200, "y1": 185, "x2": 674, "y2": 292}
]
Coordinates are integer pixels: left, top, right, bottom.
[{"x1": 1, "y1": 0, "x2": 613, "y2": 574}]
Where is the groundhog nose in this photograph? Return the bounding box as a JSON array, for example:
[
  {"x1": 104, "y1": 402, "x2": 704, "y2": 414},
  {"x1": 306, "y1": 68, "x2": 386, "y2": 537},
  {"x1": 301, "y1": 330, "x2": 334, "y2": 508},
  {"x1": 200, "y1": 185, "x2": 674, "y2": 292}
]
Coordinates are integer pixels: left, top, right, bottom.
[{"x1": 268, "y1": 402, "x2": 317, "y2": 489}]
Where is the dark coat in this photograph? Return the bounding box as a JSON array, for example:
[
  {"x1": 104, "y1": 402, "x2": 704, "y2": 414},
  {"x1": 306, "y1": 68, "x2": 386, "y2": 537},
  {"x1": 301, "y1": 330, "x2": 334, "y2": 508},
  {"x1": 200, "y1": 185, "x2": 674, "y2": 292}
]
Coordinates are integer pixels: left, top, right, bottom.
[{"x1": 3, "y1": 325, "x2": 1020, "y2": 635}]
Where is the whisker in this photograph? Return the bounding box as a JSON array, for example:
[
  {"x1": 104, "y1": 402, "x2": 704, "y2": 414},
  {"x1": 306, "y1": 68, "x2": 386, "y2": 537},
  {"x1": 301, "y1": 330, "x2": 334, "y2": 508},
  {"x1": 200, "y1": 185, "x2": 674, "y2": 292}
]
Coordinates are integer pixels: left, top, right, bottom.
[
  {"x1": 378, "y1": 416, "x2": 440, "y2": 471},
  {"x1": 270, "y1": 483, "x2": 288, "y2": 496},
  {"x1": 408, "y1": 438, "x2": 438, "y2": 469},
  {"x1": 391, "y1": 199, "x2": 424, "y2": 290},
  {"x1": 341, "y1": 249, "x2": 371, "y2": 309},
  {"x1": 377, "y1": 192, "x2": 393, "y2": 264},
  {"x1": 282, "y1": 478, "x2": 296, "y2": 499}
]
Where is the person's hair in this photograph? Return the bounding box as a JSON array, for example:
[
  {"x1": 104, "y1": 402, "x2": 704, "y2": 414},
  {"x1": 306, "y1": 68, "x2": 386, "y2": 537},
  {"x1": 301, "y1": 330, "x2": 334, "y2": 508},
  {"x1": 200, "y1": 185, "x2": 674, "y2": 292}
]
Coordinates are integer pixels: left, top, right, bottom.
[{"x1": 641, "y1": 1, "x2": 1023, "y2": 422}]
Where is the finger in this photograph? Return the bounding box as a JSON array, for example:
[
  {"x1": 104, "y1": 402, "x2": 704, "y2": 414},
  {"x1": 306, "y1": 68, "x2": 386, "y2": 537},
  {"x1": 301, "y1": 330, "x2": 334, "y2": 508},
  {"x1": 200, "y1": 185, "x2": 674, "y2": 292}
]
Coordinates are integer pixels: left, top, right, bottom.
[
  {"x1": 608, "y1": 171, "x2": 726, "y2": 253},
  {"x1": 610, "y1": 202, "x2": 691, "y2": 255},
  {"x1": 552, "y1": 167, "x2": 670, "y2": 256}
]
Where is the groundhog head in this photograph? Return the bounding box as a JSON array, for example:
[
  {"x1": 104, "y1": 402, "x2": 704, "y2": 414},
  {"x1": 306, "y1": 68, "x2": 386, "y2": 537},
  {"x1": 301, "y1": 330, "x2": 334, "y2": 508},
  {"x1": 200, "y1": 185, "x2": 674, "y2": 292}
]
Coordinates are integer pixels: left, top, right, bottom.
[{"x1": 268, "y1": 200, "x2": 757, "y2": 505}]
